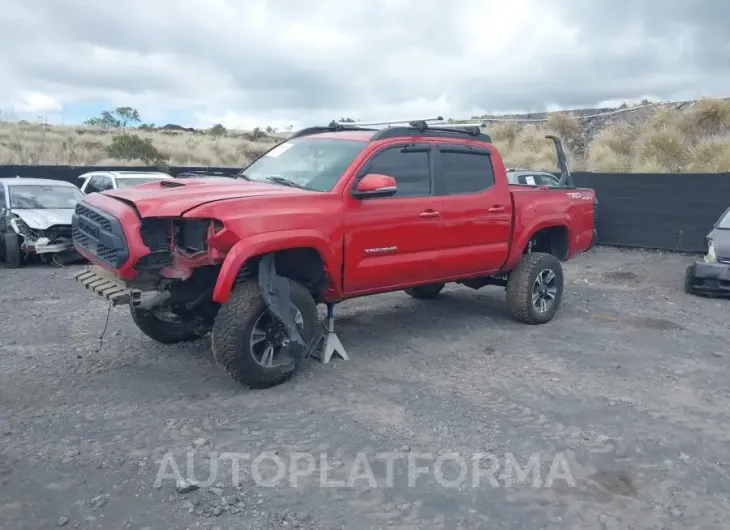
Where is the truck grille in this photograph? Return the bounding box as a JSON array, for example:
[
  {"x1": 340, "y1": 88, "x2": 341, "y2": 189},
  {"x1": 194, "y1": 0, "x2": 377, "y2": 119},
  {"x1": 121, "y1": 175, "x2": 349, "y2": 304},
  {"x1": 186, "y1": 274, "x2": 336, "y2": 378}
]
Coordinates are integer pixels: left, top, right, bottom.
[{"x1": 72, "y1": 203, "x2": 129, "y2": 267}]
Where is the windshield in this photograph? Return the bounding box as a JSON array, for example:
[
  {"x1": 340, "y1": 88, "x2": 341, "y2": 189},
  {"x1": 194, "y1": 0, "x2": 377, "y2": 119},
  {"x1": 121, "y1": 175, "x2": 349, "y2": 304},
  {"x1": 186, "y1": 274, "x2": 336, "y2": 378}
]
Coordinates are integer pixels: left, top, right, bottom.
[
  {"x1": 116, "y1": 177, "x2": 169, "y2": 188},
  {"x1": 8, "y1": 185, "x2": 83, "y2": 209},
  {"x1": 238, "y1": 137, "x2": 367, "y2": 191},
  {"x1": 717, "y1": 208, "x2": 730, "y2": 229}
]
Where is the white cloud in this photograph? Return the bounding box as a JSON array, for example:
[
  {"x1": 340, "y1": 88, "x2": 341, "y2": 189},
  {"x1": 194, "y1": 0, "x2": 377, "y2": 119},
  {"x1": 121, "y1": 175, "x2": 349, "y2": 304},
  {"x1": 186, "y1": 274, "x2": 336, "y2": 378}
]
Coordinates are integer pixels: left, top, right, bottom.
[
  {"x1": 0, "y1": 0, "x2": 728, "y2": 128},
  {"x1": 10, "y1": 91, "x2": 62, "y2": 114}
]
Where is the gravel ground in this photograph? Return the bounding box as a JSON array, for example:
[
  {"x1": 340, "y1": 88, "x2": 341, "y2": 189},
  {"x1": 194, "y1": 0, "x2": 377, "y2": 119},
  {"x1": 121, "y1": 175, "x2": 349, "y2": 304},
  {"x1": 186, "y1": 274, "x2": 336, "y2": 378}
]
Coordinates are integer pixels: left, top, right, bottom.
[{"x1": 1, "y1": 247, "x2": 729, "y2": 530}]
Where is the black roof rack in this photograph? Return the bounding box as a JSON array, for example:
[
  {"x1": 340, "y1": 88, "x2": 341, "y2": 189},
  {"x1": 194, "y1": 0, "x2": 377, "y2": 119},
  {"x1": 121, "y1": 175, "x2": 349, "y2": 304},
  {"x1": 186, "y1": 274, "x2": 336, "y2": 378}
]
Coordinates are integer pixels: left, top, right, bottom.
[
  {"x1": 370, "y1": 120, "x2": 492, "y2": 143},
  {"x1": 289, "y1": 121, "x2": 380, "y2": 139},
  {"x1": 290, "y1": 117, "x2": 492, "y2": 143}
]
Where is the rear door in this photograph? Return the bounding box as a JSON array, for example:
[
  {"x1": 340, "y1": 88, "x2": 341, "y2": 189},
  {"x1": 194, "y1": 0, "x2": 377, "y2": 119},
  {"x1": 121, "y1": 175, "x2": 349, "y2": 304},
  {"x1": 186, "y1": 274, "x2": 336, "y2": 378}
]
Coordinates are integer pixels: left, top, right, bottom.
[
  {"x1": 433, "y1": 144, "x2": 512, "y2": 278},
  {"x1": 343, "y1": 143, "x2": 444, "y2": 294}
]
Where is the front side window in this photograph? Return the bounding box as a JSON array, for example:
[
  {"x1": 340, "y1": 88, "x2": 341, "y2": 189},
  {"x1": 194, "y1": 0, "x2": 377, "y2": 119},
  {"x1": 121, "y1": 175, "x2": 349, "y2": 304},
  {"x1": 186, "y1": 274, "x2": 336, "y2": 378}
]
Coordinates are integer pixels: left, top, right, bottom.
[
  {"x1": 8, "y1": 185, "x2": 83, "y2": 209},
  {"x1": 84, "y1": 176, "x2": 103, "y2": 194},
  {"x1": 365, "y1": 147, "x2": 431, "y2": 197},
  {"x1": 239, "y1": 137, "x2": 367, "y2": 192},
  {"x1": 96, "y1": 177, "x2": 114, "y2": 191}
]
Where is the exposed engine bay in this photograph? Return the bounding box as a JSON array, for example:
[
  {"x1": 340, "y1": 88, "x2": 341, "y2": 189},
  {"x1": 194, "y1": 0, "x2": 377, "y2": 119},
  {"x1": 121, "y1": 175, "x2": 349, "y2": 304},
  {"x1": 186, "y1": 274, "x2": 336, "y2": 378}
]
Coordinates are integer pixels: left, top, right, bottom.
[{"x1": 10, "y1": 215, "x2": 75, "y2": 256}]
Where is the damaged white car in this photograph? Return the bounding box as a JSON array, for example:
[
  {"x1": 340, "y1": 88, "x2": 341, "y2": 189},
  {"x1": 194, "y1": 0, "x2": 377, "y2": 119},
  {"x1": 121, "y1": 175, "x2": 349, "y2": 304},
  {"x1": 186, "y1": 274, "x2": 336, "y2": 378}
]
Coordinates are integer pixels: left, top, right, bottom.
[{"x1": 0, "y1": 178, "x2": 84, "y2": 268}]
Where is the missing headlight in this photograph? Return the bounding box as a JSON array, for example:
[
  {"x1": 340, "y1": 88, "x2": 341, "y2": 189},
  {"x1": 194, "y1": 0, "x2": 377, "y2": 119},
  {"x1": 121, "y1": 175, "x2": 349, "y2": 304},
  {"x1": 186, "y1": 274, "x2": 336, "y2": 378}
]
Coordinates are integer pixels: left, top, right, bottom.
[
  {"x1": 10, "y1": 216, "x2": 35, "y2": 237},
  {"x1": 175, "y1": 219, "x2": 210, "y2": 252}
]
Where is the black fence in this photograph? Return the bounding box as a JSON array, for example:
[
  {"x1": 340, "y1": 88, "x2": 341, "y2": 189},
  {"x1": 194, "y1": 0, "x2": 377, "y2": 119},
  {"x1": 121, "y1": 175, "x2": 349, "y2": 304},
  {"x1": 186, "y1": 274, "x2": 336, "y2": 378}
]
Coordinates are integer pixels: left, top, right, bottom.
[
  {"x1": 571, "y1": 172, "x2": 730, "y2": 253},
  {"x1": 1, "y1": 165, "x2": 728, "y2": 253}
]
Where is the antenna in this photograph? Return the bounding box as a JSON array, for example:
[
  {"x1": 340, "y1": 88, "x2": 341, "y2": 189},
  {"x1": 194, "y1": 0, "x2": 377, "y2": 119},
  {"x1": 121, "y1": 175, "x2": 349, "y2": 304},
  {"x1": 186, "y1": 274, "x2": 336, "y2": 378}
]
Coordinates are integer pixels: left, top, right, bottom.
[{"x1": 335, "y1": 117, "x2": 444, "y2": 127}]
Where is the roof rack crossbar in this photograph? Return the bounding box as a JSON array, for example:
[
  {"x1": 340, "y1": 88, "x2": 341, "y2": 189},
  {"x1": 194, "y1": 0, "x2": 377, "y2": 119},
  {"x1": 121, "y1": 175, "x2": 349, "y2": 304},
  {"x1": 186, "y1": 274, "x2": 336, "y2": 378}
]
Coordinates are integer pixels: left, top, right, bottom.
[
  {"x1": 291, "y1": 117, "x2": 492, "y2": 142},
  {"x1": 370, "y1": 123, "x2": 492, "y2": 143},
  {"x1": 289, "y1": 123, "x2": 380, "y2": 139},
  {"x1": 336, "y1": 116, "x2": 444, "y2": 127}
]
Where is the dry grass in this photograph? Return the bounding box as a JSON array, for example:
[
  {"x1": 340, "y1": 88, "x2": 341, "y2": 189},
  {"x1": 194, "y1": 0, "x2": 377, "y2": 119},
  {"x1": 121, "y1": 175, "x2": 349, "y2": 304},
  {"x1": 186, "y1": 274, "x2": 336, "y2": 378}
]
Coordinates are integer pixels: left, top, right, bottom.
[
  {"x1": 2, "y1": 97, "x2": 730, "y2": 172},
  {"x1": 0, "y1": 122, "x2": 281, "y2": 167}
]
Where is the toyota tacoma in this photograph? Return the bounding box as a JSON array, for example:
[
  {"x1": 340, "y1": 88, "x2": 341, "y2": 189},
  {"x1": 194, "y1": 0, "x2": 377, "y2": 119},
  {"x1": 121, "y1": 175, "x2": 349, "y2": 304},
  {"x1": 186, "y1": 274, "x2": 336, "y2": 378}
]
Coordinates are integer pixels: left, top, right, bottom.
[{"x1": 71, "y1": 118, "x2": 596, "y2": 388}]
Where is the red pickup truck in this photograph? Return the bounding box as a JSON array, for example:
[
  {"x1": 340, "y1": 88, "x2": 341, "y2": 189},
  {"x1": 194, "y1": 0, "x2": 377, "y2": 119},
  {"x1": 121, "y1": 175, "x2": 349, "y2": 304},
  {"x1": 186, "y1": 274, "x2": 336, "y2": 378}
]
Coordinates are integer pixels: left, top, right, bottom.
[{"x1": 72, "y1": 119, "x2": 596, "y2": 388}]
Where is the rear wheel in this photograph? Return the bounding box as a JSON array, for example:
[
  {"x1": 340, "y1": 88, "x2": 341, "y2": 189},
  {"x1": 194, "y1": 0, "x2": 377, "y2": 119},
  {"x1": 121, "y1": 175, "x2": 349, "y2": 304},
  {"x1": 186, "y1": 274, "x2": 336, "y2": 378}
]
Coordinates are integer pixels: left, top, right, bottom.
[
  {"x1": 404, "y1": 283, "x2": 445, "y2": 299},
  {"x1": 210, "y1": 278, "x2": 318, "y2": 389},
  {"x1": 2, "y1": 233, "x2": 23, "y2": 269},
  {"x1": 506, "y1": 252, "x2": 564, "y2": 324},
  {"x1": 130, "y1": 306, "x2": 206, "y2": 344}
]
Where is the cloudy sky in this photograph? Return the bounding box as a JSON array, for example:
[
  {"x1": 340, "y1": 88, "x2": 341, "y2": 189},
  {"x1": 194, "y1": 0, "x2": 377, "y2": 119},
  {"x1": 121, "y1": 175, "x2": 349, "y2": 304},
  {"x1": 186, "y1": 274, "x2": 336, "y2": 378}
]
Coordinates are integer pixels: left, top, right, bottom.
[{"x1": 1, "y1": 0, "x2": 728, "y2": 130}]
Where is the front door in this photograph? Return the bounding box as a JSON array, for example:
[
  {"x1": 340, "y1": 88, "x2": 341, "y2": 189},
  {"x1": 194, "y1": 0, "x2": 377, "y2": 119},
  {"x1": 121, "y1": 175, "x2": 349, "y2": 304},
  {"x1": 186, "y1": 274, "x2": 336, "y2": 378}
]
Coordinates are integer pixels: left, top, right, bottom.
[
  {"x1": 432, "y1": 144, "x2": 512, "y2": 278},
  {"x1": 343, "y1": 143, "x2": 444, "y2": 294}
]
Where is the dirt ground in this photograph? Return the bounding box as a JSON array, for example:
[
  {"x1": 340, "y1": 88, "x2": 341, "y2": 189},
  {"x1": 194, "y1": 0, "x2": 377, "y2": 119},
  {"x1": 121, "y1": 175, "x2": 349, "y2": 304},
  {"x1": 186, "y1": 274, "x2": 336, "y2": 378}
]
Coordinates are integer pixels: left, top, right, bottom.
[{"x1": 1, "y1": 247, "x2": 729, "y2": 530}]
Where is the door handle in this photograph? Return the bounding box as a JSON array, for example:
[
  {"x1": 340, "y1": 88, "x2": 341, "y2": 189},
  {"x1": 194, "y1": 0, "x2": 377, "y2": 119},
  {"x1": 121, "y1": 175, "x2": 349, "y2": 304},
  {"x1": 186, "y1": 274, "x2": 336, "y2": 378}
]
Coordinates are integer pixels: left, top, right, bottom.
[
  {"x1": 418, "y1": 210, "x2": 440, "y2": 219},
  {"x1": 487, "y1": 206, "x2": 505, "y2": 214}
]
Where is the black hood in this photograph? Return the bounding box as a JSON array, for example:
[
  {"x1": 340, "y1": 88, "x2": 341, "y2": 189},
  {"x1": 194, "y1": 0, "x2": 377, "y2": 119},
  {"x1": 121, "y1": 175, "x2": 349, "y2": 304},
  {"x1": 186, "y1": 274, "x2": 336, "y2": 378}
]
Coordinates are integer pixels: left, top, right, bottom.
[{"x1": 708, "y1": 228, "x2": 730, "y2": 259}]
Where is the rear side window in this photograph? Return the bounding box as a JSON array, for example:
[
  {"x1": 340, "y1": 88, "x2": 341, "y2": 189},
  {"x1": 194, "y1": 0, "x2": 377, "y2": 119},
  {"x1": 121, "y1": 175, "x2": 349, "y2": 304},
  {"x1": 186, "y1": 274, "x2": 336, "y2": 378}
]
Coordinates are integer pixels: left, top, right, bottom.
[
  {"x1": 366, "y1": 147, "x2": 431, "y2": 197},
  {"x1": 0, "y1": 186, "x2": 6, "y2": 208},
  {"x1": 438, "y1": 150, "x2": 495, "y2": 194}
]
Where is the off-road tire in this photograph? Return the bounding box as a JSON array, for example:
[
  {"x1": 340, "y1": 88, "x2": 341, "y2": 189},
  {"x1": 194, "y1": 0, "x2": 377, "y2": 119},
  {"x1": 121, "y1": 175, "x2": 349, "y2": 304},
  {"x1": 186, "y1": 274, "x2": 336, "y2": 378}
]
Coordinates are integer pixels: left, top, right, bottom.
[
  {"x1": 684, "y1": 265, "x2": 695, "y2": 295},
  {"x1": 130, "y1": 306, "x2": 205, "y2": 344},
  {"x1": 2, "y1": 233, "x2": 22, "y2": 269},
  {"x1": 506, "y1": 252, "x2": 564, "y2": 324},
  {"x1": 210, "y1": 278, "x2": 318, "y2": 389},
  {"x1": 405, "y1": 283, "x2": 445, "y2": 299}
]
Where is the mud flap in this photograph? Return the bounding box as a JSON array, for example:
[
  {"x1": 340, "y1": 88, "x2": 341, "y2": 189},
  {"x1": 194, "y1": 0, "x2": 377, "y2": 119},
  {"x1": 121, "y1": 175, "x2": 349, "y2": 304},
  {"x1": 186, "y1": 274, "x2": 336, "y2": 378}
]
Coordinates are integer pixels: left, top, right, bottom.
[{"x1": 257, "y1": 254, "x2": 316, "y2": 363}]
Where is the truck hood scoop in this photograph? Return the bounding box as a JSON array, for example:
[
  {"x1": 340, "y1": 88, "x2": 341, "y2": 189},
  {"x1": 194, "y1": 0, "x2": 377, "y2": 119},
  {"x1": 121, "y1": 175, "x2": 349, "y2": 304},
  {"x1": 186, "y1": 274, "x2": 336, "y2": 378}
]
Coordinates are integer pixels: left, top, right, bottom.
[{"x1": 159, "y1": 180, "x2": 186, "y2": 188}]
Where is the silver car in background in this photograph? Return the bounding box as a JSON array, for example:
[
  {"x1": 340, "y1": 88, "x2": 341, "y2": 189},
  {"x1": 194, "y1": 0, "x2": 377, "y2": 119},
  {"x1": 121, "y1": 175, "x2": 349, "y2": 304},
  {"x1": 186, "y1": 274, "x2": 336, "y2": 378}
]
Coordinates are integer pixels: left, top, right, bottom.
[{"x1": 0, "y1": 178, "x2": 84, "y2": 267}]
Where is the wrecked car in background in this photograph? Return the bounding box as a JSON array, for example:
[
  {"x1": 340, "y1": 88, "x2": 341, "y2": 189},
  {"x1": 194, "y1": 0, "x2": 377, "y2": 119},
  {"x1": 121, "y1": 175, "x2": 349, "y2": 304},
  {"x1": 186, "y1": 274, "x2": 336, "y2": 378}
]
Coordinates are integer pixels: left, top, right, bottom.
[
  {"x1": 685, "y1": 205, "x2": 730, "y2": 297},
  {"x1": 0, "y1": 178, "x2": 84, "y2": 268}
]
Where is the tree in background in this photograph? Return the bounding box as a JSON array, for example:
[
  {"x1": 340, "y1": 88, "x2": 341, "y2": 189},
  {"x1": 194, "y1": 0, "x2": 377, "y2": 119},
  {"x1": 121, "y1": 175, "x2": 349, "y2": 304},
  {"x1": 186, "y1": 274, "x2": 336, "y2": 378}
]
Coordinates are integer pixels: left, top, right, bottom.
[{"x1": 83, "y1": 107, "x2": 141, "y2": 131}]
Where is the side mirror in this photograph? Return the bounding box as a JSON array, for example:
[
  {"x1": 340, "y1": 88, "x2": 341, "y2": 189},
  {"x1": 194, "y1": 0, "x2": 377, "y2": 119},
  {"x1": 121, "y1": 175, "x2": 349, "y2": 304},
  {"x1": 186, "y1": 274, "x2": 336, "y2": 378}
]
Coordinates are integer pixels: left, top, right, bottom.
[{"x1": 352, "y1": 173, "x2": 397, "y2": 199}]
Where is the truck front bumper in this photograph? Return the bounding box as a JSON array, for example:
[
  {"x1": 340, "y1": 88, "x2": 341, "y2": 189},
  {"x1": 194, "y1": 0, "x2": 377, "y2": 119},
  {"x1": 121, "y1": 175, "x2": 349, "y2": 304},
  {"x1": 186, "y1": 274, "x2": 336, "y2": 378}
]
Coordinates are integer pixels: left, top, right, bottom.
[
  {"x1": 686, "y1": 261, "x2": 730, "y2": 296},
  {"x1": 75, "y1": 266, "x2": 133, "y2": 306},
  {"x1": 75, "y1": 265, "x2": 171, "y2": 309}
]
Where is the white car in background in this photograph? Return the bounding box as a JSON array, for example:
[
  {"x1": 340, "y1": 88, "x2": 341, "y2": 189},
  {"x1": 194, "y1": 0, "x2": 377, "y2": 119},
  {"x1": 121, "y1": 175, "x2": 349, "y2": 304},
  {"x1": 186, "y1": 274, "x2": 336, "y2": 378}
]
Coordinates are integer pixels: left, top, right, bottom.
[{"x1": 78, "y1": 171, "x2": 172, "y2": 194}]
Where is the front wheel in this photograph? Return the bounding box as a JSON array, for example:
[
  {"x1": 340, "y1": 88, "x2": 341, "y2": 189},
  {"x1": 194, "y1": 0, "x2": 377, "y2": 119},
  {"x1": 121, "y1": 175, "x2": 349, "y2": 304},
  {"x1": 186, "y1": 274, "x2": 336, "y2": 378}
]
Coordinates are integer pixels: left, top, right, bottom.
[
  {"x1": 506, "y1": 252, "x2": 564, "y2": 324},
  {"x1": 210, "y1": 278, "x2": 318, "y2": 389},
  {"x1": 2, "y1": 233, "x2": 23, "y2": 269},
  {"x1": 130, "y1": 306, "x2": 206, "y2": 344}
]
